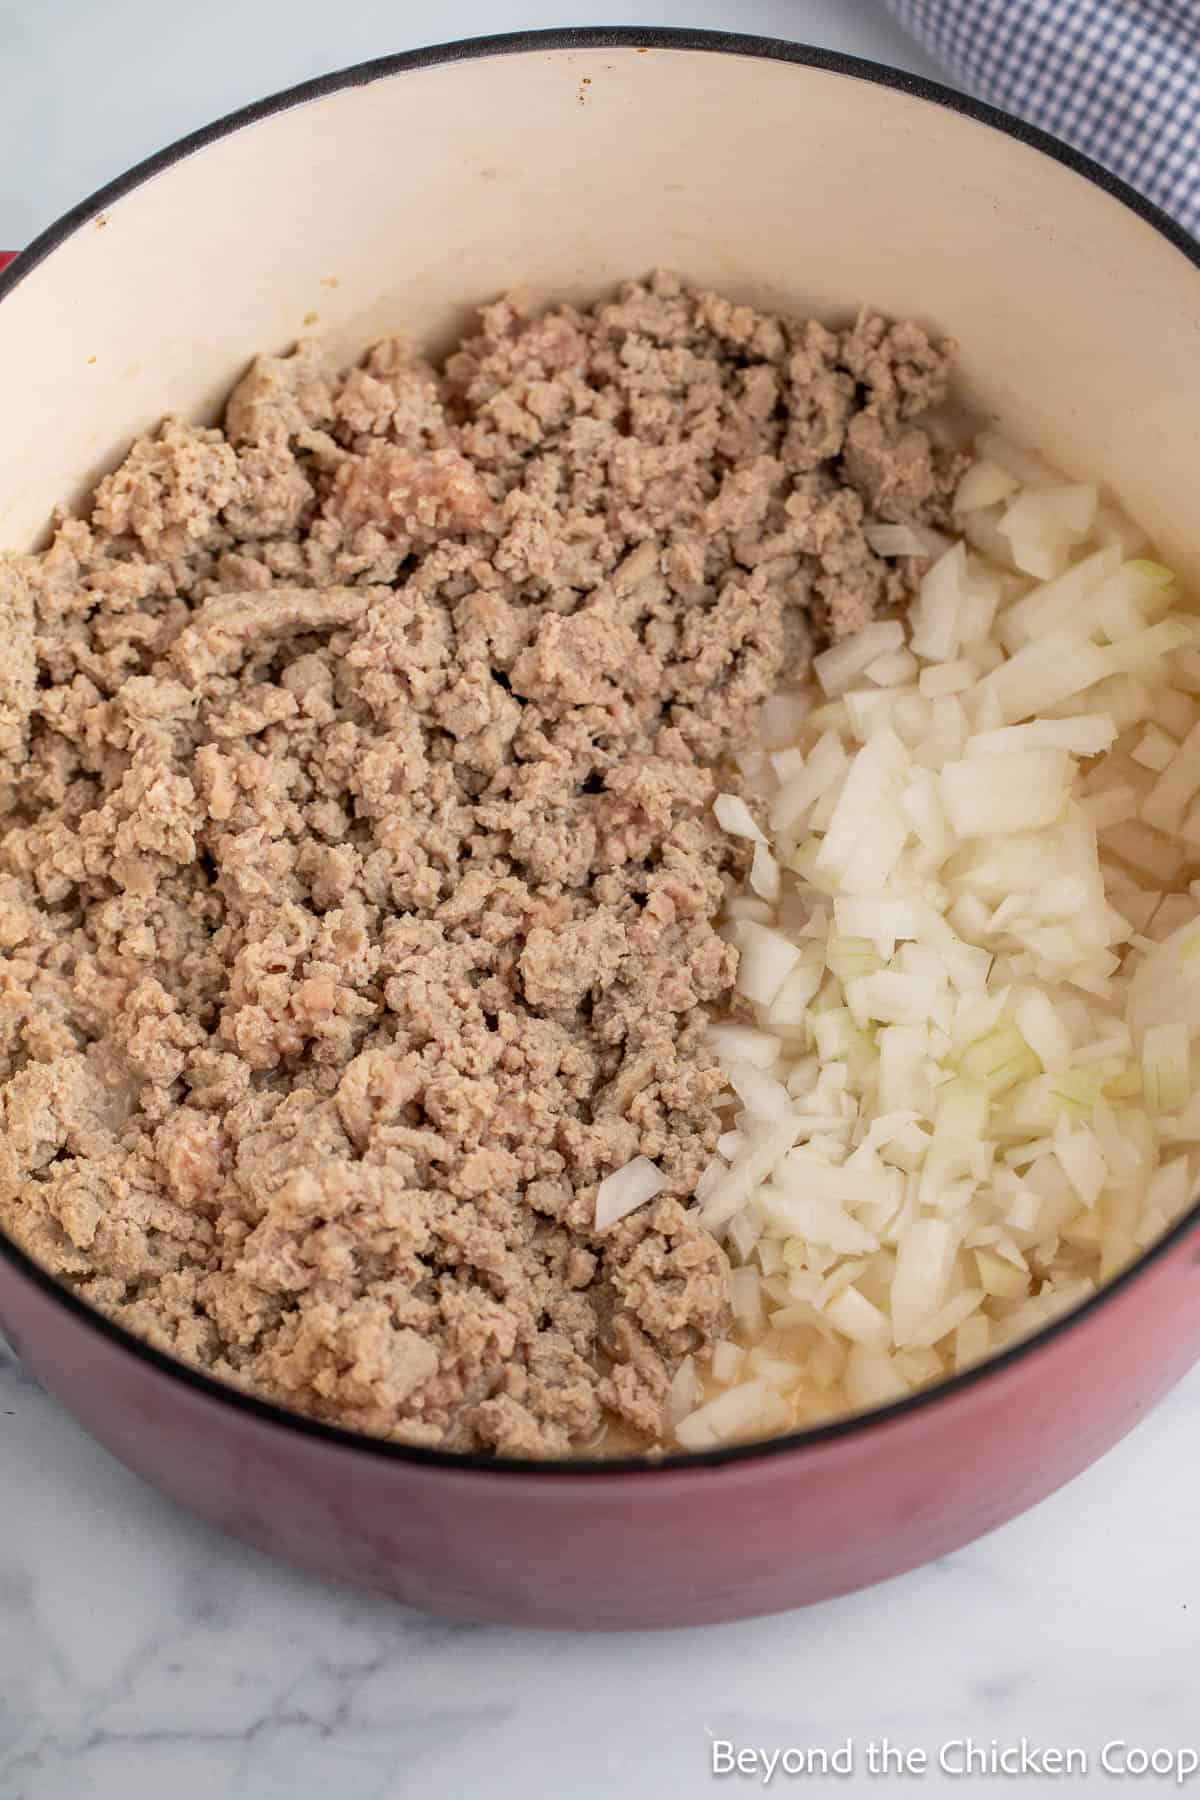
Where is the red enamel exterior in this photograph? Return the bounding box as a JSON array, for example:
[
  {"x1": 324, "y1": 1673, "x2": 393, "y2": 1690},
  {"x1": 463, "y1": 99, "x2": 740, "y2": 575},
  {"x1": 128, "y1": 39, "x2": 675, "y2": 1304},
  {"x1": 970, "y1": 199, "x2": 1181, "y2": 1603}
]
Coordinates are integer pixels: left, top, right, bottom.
[
  {"x1": 2, "y1": 1217, "x2": 1197, "y2": 1627},
  {"x1": 3, "y1": 37, "x2": 1200, "y2": 1630}
]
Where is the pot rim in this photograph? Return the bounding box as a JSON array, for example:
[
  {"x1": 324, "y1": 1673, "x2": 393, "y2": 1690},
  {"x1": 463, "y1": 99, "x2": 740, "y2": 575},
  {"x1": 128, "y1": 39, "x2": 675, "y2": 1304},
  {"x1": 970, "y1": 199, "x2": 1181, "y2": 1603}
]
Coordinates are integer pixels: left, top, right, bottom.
[{"x1": 1, "y1": 25, "x2": 1197, "y2": 1479}]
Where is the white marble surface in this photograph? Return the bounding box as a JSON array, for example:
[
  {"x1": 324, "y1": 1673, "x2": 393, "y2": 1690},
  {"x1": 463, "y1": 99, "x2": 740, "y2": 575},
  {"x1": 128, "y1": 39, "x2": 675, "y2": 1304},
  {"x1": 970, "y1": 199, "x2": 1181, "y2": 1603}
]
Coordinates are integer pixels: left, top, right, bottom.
[
  {"x1": 3, "y1": 5, "x2": 1200, "y2": 1797},
  {"x1": 2, "y1": 1326, "x2": 1199, "y2": 1798}
]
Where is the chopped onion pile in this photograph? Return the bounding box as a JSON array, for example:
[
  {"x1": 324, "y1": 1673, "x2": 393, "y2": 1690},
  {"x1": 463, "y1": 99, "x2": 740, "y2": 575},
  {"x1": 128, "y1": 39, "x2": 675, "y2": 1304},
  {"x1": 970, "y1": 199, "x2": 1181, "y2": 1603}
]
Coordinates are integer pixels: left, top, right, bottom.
[{"x1": 673, "y1": 431, "x2": 1200, "y2": 1451}]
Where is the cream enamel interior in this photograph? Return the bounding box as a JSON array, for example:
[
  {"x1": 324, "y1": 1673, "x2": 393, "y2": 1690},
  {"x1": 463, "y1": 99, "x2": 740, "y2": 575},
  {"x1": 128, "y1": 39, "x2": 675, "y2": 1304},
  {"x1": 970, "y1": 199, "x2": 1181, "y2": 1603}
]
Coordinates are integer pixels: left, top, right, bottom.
[{"x1": 0, "y1": 42, "x2": 1197, "y2": 577}]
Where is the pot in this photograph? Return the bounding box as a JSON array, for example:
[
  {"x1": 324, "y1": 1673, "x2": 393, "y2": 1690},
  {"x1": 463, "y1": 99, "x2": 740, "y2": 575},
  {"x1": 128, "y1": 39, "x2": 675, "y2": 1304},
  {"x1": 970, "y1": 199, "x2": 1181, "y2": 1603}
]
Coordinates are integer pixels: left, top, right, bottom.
[{"x1": 1, "y1": 28, "x2": 1198, "y2": 1630}]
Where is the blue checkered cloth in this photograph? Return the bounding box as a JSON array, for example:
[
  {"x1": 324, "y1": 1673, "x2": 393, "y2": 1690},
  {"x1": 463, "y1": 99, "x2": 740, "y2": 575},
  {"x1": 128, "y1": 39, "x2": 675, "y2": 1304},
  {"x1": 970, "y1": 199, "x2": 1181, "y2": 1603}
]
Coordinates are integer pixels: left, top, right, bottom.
[{"x1": 884, "y1": 0, "x2": 1200, "y2": 239}]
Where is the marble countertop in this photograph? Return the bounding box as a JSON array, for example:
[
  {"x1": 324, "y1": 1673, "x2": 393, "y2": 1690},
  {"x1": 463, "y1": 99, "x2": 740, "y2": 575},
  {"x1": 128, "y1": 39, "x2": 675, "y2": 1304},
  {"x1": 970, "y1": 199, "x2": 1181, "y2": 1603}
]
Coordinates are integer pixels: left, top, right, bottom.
[
  {"x1": 3, "y1": 1328, "x2": 1199, "y2": 1797},
  {"x1": 3, "y1": 5, "x2": 1199, "y2": 1797}
]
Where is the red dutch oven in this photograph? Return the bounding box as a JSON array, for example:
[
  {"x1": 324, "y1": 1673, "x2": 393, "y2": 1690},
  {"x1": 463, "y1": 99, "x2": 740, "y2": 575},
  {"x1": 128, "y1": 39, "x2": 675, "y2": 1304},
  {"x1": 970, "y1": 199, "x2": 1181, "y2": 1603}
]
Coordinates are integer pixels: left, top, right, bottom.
[{"x1": 1, "y1": 31, "x2": 1199, "y2": 1629}]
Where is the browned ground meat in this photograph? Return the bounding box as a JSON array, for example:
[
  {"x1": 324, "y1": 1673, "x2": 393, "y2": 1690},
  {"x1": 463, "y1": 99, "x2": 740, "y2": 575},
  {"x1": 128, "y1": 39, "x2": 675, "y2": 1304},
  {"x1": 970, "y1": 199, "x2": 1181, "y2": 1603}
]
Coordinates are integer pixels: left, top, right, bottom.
[{"x1": 0, "y1": 272, "x2": 960, "y2": 1454}]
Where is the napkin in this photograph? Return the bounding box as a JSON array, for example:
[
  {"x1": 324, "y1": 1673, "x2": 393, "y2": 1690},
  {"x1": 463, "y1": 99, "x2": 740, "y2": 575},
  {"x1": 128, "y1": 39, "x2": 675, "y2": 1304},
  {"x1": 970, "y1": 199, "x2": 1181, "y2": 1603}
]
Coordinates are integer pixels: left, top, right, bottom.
[{"x1": 884, "y1": 0, "x2": 1200, "y2": 237}]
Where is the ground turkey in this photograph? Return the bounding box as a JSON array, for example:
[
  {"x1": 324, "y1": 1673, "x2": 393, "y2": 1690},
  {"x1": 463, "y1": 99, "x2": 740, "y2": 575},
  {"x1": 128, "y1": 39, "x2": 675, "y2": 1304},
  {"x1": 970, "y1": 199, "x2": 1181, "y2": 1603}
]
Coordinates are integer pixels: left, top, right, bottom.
[{"x1": 0, "y1": 272, "x2": 960, "y2": 1454}]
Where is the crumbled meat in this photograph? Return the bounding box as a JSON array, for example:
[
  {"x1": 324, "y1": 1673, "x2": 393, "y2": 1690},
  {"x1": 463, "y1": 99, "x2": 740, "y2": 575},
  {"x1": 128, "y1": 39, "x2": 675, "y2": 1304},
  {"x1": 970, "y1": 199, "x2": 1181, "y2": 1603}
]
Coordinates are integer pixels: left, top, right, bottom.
[
  {"x1": 0, "y1": 559, "x2": 35, "y2": 808},
  {"x1": 0, "y1": 273, "x2": 959, "y2": 1455}
]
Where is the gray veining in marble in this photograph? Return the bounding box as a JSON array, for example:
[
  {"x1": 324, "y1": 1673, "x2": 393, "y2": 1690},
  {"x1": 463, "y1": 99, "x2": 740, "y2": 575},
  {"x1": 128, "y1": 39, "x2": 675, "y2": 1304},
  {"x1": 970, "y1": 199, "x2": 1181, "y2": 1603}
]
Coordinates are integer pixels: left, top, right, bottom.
[{"x1": 3, "y1": 1333, "x2": 1199, "y2": 1799}]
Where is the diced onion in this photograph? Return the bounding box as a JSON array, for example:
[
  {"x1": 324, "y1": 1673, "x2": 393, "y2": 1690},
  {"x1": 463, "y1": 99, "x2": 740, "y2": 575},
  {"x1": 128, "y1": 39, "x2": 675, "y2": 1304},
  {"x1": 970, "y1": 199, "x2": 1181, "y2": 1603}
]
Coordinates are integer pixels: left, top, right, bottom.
[
  {"x1": 706, "y1": 1023, "x2": 782, "y2": 1069},
  {"x1": 919, "y1": 660, "x2": 976, "y2": 698},
  {"x1": 954, "y1": 459, "x2": 1019, "y2": 513},
  {"x1": 698, "y1": 1118, "x2": 805, "y2": 1231},
  {"x1": 733, "y1": 921, "x2": 803, "y2": 1007},
  {"x1": 910, "y1": 543, "x2": 968, "y2": 662},
  {"x1": 675, "y1": 1380, "x2": 791, "y2": 1449},
  {"x1": 824, "y1": 1284, "x2": 892, "y2": 1348},
  {"x1": 867, "y1": 648, "x2": 920, "y2": 688},
  {"x1": 965, "y1": 715, "x2": 1116, "y2": 758},
  {"x1": 710, "y1": 1339, "x2": 745, "y2": 1384},
  {"x1": 714, "y1": 792, "x2": 766, "y2": 844},
  {"x1": 939, "y1": 749, "x2": 1074, "y2": 837},
  {"x1": 769, "y1": 731, "x2": 848, "y2": 835},
  {"x1": 594, "y1": 1157, "x2": 666, "y2": 1232},
  {"x1": 1053, "y1": 1123, "x2": 1108, "y2": 1207},
  {"x1": 891, "y1": 1219, "x2": 960, "y2": 1345},
  {"x1": 1142, "y1": 1021, "x2": 1190, "y2": 1114},
  {"x1": 864, "y1": 523, "x2": 929, "y2": 557},
  {"x1": 814, "y1": 620, "x2": 906, "y2": 697},
  {"x1": 729, "y1": 1265, "x2": 765, "y2": 1336},
  {"x1": 750, "y1": 841, "x2": 781, "y2": 902},
  {"x1": 679, "y1": 430, "x2": 1200, "y2": 1450},
  {"x1": 665, "y1": 1356, "x2": 700, "y2": 1429},
  {"x1": 844, "y1": 1346, "x2": 911, "y2": 1410}
]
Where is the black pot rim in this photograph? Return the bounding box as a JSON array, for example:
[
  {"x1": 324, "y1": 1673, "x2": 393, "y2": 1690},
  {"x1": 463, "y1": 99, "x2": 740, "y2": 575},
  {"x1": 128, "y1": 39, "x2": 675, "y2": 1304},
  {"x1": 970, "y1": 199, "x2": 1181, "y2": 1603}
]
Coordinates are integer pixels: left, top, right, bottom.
[{"x1": 1, "y1": 25, "x2": 1197, "y2": 1479}]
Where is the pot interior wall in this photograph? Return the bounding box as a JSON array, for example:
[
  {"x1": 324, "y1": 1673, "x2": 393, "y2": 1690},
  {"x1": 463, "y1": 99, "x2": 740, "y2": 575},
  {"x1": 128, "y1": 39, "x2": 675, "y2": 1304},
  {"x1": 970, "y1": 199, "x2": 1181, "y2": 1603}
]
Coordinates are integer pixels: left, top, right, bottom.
[{"x1": 0, "y1": 43, "x2": 1196, "y2": 576}]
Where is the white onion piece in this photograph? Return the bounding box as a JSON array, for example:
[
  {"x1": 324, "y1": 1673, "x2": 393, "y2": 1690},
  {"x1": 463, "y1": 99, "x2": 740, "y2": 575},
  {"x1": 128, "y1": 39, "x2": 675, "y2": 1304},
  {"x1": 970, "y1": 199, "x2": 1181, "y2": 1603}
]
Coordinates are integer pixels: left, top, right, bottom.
[
  {"x1": 733, "y1": 921, "x2": 803, "y2": 1007},
  {"x1": 846, "y1": 971, "x2": 938, "y2": 1028},
  {"x1": 865, "y1": 523, "x2": 928, "y2": 557},
  {"x1": 698, "y1": 1118, "x2": 806, "y2": 1231},
  {"x1": 980, "y1": 631, "x2": 1113, "y2": 724},
  {"x1": 1134, "y1": 726, "x2": 1179, "y2": 773},
  {"x1": 594, "y1": 1157, "x2": 666, "y2": 1232},
  {"x1": 824, "y1": 1284, "x2": 892, "y2": 1348},
  {"x1": 998, "y1": 485, "x2": 1097, "y2": 581},
  {"x1": 1142, "y1": 1020, "x2": 1191, "y2": 1113},
  {"x1": 1054, "y1": 1122, "x2": 1108, "y2": 1207},
  {"x1": 1141, "y1": 720, "x2": 1200, "y2": 834},
  {"x1": 998, "y1": 548, "x2": 1120, "y2": 653},
  {"x1": 706, "y1": 1023, "x2": 782, "y2": 1069},
  {"x1": 769, "y1": 731, "x2": 848, "y2": 834},
  {"x1": 954, "y1": 459, "x2": 1019, "y2": 513},
  {"x1": 814, "y1": 620, "x2": 906, "y2": 697},
  {"x1": 665, "y1": 1356, "x2": 700, "y2": 1429},
  {"x1": 749, "y1": 841, "x2": 781, "y2": 903},
  {"x1": 939, "y1": 750, "x2": 1073, "y2": 836},
  {"x1": 919, "y1": 659, "x2": 976, "y2": 697},
  {"x1": 965, "y1": 715, "x2": 1116, "y2": 758},
  {"x1": 763, "y1": 1185, "x2": 880, "y2": 1257},
  {"x1": 710, "y1": 1339, "x2": 745, "y2": 1384},
  {"x1": 675, "y1": 1380, "x2": 790, "y2": 1449},
  {"x1": 890, "y1": 1219, "x2": 961, "y2": 1346},
  {"x1": 910, "y1": 543, "x2": 968, "y2": 662},
  {"x1": 765, "y1": 961, "x2": 823, "y2": 1028},
  {"x1": 726, "y1": 1061, "x2": 793, "y2": 1123},
  {"x1": 714, "y1": 792, "x2": 766, "y2": 844},
  {"x1": 844, "y1": 1346, "x2": 911, "y2": 1410},
  {"x1": 729, "y1": 1265, "x2": 764, "y2": 1336},
  {"x1": 907, "y1": 1287, "x2": 987, "y2": 1349},
  {"x1": 867, "y1": 648, "x2": 920, "y2": 688},
  {"x1": 817, "y1": 728, "x2": 909, "y2": 879}
]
